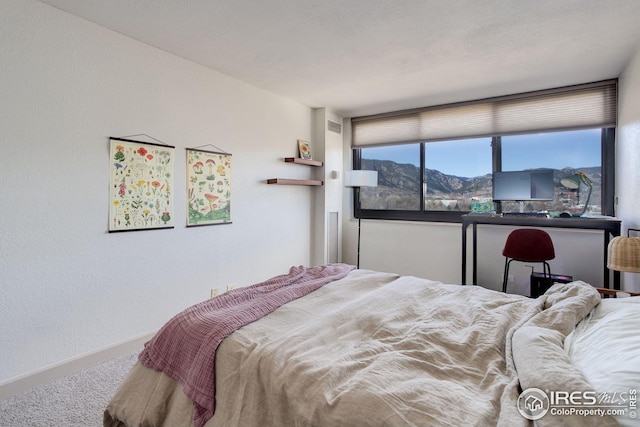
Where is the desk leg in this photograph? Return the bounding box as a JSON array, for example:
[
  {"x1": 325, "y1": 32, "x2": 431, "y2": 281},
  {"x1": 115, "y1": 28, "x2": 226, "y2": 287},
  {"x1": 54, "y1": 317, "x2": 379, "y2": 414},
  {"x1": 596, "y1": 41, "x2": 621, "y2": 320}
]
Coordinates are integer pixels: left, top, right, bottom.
[
  {"x1": 603, "y1": 231, "x2": 610, "y2": 289},
  {"x1": 472, "y1": 223, "x2": 478, "y2": 285},
  {"x1": 603, "y1": 230, "x2": 621, "y2": 290},
  {"x1": 603, "y1": 231, "x2": 621, "y2": 290},
  {"x1": 461, "y1": 222, "x2": 467, "y2": 285}
]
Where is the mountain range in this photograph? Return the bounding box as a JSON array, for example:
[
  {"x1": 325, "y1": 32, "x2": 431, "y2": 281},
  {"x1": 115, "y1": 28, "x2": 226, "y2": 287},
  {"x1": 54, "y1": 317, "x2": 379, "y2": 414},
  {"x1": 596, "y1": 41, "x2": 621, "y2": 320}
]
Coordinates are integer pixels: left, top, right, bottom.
[{"x1": 360, "y1": 158, "x2": 601, "y2": 211}]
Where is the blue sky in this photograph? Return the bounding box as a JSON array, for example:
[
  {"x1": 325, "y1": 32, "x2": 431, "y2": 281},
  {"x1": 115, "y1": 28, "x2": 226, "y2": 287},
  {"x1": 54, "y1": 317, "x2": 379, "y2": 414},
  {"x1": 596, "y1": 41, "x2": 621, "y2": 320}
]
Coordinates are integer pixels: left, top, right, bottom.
[{"x1": 362, "y1": 129, "x2": 602, "y2": 177}]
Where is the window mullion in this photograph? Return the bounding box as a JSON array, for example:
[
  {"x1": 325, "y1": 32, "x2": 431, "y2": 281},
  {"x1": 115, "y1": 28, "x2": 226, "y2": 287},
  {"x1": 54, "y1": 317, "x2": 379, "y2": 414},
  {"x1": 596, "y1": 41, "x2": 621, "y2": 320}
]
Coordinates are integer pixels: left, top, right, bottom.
[
  {"x1": 492, "y1": 136, "x2": 502, "y2": 172},
  {"x1": 492, "y1": 136, "x2": 502, "y2": 214},
  {"x1": 420, "y1": 142, "x2": 426, "y2": 212},
  {"x1": 602, "y1": 128, "x2": 615, "y2": 217}
]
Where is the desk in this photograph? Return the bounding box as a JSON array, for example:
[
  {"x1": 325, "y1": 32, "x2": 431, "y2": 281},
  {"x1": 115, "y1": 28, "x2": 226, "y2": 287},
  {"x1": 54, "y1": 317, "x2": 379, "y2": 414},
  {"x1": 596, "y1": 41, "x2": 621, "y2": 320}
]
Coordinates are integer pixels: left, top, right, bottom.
[{"x1": 461, "y1": 214, "x2": 621, "y2": 289}]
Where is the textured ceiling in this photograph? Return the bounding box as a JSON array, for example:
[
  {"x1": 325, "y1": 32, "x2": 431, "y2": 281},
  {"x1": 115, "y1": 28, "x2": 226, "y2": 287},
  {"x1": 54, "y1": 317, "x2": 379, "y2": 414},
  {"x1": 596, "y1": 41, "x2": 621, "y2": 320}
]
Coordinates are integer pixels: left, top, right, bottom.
[{"x1": 36, "y1": 0, "x2": 640, "y2": 117}]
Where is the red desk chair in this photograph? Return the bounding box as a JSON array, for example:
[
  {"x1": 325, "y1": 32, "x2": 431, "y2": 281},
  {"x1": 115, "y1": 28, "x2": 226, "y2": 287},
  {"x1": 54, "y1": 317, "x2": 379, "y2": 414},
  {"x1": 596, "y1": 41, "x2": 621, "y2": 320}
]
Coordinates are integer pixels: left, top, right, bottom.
[{"x1": 502, "y1": 229, "x2": 555, "y2": 293}]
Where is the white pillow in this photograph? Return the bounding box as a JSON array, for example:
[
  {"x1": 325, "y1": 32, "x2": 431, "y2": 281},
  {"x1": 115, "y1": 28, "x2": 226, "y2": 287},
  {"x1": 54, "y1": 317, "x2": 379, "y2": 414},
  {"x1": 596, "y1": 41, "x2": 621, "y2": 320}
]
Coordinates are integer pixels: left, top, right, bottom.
[{"x1": 565, "y1": 297, "x2": 640, "y2": 427}]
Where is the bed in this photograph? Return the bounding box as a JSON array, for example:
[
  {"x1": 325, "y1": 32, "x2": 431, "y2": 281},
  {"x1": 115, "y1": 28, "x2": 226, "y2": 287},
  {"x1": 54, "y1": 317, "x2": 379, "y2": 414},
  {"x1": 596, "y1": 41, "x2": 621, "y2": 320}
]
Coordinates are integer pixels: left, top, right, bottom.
[{"x1": 104, "y1": 264, "x2": 639, "y2": 427}]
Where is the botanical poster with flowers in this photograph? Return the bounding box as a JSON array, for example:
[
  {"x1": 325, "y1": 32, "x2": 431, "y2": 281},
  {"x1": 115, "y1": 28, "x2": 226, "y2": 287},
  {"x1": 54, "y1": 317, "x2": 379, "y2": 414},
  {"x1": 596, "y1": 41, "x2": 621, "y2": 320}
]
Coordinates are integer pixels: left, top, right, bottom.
[
  {"x1": 186, "y1": 148, "x2": 232, "y2": 226},
  {"x1": 109, "y1": 138, "x2": 175, "y2": 232}
]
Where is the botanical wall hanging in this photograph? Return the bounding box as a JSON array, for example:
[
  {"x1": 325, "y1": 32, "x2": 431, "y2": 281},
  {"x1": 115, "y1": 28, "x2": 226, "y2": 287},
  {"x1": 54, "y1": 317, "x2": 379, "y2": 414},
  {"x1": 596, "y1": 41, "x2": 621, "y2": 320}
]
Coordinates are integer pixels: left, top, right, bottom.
[
  {"x1": 186, "y1": 148, "x2": 232, "y2": 226},
  {"x1": 109, "y1": 137, "x2": 175, "y2": 232}
]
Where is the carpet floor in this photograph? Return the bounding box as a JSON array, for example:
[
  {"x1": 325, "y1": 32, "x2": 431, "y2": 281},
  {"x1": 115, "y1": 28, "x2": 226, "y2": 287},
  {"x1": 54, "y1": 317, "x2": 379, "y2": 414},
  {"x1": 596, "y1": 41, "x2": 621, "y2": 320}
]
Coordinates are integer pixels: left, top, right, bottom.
[{"x1": 0, "y1": 350, "x2": 139, "y2": 427}]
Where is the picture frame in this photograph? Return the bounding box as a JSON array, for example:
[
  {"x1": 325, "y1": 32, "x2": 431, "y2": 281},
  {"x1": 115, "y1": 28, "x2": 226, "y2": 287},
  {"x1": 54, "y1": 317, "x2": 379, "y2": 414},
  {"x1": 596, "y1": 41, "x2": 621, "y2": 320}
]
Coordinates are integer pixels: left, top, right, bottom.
[
  {"x1": 109, "y1": 137, "x2": 175, "y2": 232},
  {"x1": 186, "y1": 148, "x2": 232, "y2": 227},
  {"x1": 298, "y1": 139, "x2": 312, "y2": 160}
]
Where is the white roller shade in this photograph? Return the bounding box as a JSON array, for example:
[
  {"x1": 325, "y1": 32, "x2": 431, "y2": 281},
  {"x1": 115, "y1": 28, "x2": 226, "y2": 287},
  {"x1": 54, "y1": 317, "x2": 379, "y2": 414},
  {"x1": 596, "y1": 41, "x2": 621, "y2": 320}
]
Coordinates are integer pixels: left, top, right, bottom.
[{"x1": 352, "y1": 80, "x2": 617, "y2": 147}]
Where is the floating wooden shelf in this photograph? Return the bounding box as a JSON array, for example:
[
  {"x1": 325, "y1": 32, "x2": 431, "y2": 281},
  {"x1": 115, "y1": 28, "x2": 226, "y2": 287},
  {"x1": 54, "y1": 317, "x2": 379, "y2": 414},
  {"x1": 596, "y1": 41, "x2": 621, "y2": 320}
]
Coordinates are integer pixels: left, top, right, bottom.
[
  {"x1": 267, "y1": 157, "x2": 323, "y2": 186},
  {"x1": 284, "y1": 157, "x2": 323, "y2": 167},
  {"x1": 267, "y1": 178, "x2": 324, "y2": 186}
]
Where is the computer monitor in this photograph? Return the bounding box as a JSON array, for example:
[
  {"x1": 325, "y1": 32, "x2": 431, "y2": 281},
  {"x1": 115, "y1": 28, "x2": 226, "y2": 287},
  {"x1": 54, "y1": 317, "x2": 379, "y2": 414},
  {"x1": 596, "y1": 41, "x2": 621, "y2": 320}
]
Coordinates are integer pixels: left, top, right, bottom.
[{"x1": 492, "y1": 170, "x2": 554, "y2": 202}]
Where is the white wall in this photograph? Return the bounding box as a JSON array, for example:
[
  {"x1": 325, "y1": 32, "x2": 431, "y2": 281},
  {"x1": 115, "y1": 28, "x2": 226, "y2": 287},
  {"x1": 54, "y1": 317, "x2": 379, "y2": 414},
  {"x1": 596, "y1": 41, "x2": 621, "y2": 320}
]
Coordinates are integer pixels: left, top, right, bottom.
[
  {"x1": 0, "y1": 0, "x2": 314, "y2": 383},
  {"x1": 343, "y1": 217, "x2": 606, "y2": 294},
  {"x1": 617, "y1": 42, "x2": 640, "y2": 292}
]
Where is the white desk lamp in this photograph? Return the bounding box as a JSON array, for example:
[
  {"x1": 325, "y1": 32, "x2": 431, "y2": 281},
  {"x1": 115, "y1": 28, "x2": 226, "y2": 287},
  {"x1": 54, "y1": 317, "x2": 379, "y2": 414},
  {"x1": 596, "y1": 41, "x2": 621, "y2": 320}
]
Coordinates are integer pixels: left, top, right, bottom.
[{"x1": 560, "y1": 171, "x2": 594, "y2": 216}]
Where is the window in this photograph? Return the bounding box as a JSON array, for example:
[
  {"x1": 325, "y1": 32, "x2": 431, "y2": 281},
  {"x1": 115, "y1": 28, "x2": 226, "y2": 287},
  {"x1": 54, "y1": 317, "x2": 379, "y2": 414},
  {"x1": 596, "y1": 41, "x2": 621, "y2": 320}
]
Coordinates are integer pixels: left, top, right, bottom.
[
  {"x1": 361, "y1": 145, "x2": 421, "y2": 210},
  {"x1": 355, "y1": 128, "x2": 612, "y2": 222},
  {"x1": 351, "y1": 80, "x2": 617, "y2": 223},
  {"x1": 500, "y1": 129, "x2": 603, "y2": 215},
  {"x1": 423, "y1": 138, "x2": 492, "y2": 212}
]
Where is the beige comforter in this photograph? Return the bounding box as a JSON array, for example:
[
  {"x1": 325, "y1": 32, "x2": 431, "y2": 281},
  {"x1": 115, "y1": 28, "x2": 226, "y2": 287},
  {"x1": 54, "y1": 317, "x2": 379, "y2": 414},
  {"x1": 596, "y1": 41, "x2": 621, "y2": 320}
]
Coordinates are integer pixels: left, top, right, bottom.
[{"x1": 105, "y1": 269, "x2": 614, "y2": 427}]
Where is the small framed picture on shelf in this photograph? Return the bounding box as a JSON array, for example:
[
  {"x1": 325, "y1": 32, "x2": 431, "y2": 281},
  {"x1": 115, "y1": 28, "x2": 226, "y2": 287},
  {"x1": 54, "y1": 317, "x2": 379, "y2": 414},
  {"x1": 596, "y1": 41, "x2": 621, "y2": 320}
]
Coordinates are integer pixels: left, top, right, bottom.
[{"x1": 298, "y1": 139, "x2": 312, "y2": 160}]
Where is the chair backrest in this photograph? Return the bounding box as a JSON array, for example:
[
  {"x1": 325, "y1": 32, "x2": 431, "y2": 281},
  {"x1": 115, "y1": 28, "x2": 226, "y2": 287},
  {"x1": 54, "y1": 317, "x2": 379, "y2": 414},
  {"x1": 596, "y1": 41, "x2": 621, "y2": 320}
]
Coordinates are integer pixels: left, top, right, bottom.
[{"x1": 502, "y1": 228, "x2": 555, "y2": 262}]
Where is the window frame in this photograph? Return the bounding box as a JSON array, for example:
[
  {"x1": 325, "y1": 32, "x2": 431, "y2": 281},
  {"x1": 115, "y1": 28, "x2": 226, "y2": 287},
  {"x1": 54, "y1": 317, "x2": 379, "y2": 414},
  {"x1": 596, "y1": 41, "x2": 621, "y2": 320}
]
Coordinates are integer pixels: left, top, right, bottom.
[{"x1": 352, "y1": 128, "x2": 615, "y2": 223}]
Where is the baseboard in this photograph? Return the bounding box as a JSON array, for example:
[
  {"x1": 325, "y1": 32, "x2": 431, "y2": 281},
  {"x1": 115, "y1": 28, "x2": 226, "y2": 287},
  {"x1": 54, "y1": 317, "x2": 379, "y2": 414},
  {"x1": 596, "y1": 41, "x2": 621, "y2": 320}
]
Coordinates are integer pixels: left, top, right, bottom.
[{"x1": 0, "y1": 330, "x2": 156, "y2": 399}]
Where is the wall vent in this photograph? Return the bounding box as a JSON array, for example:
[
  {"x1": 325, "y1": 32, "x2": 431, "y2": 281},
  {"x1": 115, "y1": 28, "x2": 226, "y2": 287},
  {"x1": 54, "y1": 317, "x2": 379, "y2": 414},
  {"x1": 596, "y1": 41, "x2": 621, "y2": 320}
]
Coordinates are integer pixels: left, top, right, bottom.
[{"x1": 327, "y1": 120, "x2": 342, "y2": 134}]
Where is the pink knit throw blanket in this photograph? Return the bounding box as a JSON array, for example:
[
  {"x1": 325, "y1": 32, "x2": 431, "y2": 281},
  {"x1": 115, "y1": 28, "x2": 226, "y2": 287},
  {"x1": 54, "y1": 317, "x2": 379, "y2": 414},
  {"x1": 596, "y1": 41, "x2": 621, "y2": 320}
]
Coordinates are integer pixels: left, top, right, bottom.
[{"x1": 138, "y1": 263, "x2": 356, "y2": 427}]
